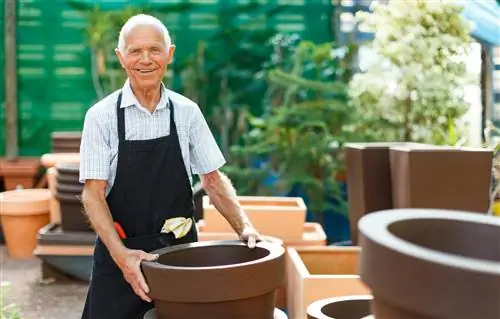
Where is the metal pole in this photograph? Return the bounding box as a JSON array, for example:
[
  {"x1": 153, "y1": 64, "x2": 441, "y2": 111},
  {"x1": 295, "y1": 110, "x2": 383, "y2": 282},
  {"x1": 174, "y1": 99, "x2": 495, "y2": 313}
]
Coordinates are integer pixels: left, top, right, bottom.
[{"x1": 5, "y1": 0, "x2": 18, "y2": 161}]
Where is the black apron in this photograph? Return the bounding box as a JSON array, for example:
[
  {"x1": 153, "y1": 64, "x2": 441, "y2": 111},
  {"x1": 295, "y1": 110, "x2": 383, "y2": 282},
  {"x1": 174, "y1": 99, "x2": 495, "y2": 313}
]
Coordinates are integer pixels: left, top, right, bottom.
[{"x1": 81, "y1": 92, "x2": 198, "y2": 319}]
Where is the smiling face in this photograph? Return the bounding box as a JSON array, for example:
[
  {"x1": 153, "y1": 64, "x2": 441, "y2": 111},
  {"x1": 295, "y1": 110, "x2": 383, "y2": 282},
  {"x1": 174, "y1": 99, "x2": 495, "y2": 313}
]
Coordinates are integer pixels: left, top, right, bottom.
[{"x1": 115, "y1": 25, "x2": 175, "y2": 90}]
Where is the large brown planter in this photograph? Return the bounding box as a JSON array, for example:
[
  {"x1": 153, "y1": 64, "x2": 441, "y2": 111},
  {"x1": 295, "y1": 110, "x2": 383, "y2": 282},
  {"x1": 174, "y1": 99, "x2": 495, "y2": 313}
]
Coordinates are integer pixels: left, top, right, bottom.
[
  {"x1": 141, "y1": 240, "x2": 285, "y2": 319},
  {"x1": 144, "y1": 307, "x2": 288, "y2": 319},
  {"x1": 202, "y1": 195, "x2": 306, "y2": 239},
  {"x1": 51, "y1": 131, "x2": 82, "y2": 153},
  {"x1": 0, "y1": 157, "x2": 41, "y2": 190},
  {"x1": 0, "y1": 189, "x2": 51, "y2": 259},
  {"x1": 389, "y1": 145, "x2": 492, "y2": 213},
  {"x1": 286, "y1": 246, "x2": 370, "y2": 319},
  {"x1": 54, "y1": 163, "x2": 92, "y2": 232},
  {"x1": 358, "y1": 209, "x2": 500, "y2": 319},
  {"x1": 307, "y1": 295, "x2": 372, "y2": 319},
  {"x1": 345, "y1": 142, "x2": 426, "y2": 245}
]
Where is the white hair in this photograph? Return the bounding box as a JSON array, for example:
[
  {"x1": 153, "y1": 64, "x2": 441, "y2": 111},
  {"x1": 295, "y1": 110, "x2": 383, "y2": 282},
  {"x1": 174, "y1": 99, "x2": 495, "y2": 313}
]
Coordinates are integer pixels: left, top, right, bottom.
[{"x1": 117, "y1": 14, "x2": 171, "y2": 53}]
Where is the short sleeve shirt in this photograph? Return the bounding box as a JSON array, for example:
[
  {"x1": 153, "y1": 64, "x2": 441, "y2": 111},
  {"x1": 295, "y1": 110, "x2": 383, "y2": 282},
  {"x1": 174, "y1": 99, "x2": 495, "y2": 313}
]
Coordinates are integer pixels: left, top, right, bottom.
[{"x1": 79, "y1": 79, "x2": 226, "y2": 195}]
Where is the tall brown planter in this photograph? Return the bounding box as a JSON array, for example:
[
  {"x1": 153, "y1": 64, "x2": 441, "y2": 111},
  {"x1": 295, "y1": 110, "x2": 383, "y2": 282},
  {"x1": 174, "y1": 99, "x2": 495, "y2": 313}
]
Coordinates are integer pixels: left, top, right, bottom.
[
  {"x1": 389, "y1": 145, "x2": 492, "y2": 213},
  {"x1": 307, "y1": 295, "x2": 372, "y2": 319},
  {"x1": 345, "y1": 142, "x2": 426, "y2": 244},
  {"x1": 358, "y1": 209, "x2": 500, "y2": 319},
  {"x1": 51, "y1": 131, "x2": 82, "y2": 153},
  {"x1": 141, "y1": 240, "x2": 285, "y2": 319}
]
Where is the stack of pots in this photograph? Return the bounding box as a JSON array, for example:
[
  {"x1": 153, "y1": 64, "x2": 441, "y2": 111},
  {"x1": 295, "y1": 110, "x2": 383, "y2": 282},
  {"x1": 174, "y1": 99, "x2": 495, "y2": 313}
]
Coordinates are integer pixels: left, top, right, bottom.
[
  {"x1": 54, "y1": 163, "x2": 92, "y2": 232},
  {"x1": 51, "y1": 132, "x2": 82, "y2": 153}
]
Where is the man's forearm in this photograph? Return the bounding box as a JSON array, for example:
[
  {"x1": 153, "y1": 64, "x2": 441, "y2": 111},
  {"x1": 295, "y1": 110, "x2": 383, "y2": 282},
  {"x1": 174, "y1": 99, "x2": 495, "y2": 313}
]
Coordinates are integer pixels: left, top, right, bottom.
[
  {"x1": 201, "y1": 171, "x2": 252, "y2": 235},
  {"x1": 81, "y1": 189, "x2": 126, "y2": 261}
]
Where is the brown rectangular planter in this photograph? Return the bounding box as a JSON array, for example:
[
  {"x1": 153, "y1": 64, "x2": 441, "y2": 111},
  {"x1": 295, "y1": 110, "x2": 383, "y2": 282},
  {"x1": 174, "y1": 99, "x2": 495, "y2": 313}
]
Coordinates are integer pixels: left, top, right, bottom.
[
  {"x1": 286, "y1": 246, "x2": 370, "y2": 319},
  {"x1": 389, "y1": 145, "x2": 493, "y2": 212},
  {"x1": 0, "y1": 157, "x2": 41, "y2": 190},
  {"x1": 202, "y1": 195, "x2": 306, "y2": 238},
  {"x1": 345, "y1": 142, "x2": 427, "y2": 245}
]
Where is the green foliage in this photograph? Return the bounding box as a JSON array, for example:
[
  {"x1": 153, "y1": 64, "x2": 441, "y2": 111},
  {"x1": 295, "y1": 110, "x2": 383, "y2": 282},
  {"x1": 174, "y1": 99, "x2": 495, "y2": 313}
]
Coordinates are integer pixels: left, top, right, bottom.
[
  {"x1": 1, "y1": 282, "x2": 22, "y2": 319},
  {"x1": 348, "y1": 0, "x2": 475, "y2": 145},
  {"x1": 225, "y1": 37, "x2": 362, "y2": 214}
]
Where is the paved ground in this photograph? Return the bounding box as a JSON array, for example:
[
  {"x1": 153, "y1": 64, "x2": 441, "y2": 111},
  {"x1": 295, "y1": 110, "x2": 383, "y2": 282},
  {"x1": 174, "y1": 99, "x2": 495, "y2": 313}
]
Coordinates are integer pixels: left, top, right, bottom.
[{"x1": 1, "y1": 246, "x2": 88, "y2": 319}]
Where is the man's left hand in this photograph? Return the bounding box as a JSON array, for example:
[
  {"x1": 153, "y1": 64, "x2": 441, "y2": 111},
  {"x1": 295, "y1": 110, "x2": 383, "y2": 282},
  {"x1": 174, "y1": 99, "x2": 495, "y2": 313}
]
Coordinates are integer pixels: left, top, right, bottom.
[{"x1": 239, "y1": 226, "x2": 260, "y2": 249}]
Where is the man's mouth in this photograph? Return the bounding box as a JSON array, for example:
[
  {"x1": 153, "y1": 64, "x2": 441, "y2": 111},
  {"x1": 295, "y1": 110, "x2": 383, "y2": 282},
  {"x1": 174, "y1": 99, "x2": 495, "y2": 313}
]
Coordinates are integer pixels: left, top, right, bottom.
[{"x1": 136, "y1": 69, "x2": 156, "y2": 74}]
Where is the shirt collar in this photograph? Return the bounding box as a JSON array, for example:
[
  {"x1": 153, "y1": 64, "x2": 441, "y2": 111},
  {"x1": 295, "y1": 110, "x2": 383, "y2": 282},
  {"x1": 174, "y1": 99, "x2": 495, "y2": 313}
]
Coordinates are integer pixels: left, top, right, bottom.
[{"x1": 120, "y1": 78, "x2": 169, "y2": 110}]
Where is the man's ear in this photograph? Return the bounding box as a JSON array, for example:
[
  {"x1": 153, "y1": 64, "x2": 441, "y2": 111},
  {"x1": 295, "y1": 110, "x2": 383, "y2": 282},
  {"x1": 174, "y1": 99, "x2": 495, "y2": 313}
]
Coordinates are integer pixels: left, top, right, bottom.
[
  {"x1": 167, "y1": 45, "x2": 176, "y2": 64},
  {"x1": 115, "y1": 48, "x2": 125, "y2": 68}
]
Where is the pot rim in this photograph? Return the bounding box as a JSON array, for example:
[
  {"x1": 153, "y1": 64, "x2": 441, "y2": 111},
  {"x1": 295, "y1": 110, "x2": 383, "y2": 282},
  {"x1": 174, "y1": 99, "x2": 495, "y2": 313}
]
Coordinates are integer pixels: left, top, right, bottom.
[
  {"x1": 359, "y1": 209, "x2": 500, "y2": 274},
  {"x1": 307, "y1": 295, "x2": 373, "y2": 319},
  {"x1": 142, "y1": 240, "x2": 285, "y2": 271}
]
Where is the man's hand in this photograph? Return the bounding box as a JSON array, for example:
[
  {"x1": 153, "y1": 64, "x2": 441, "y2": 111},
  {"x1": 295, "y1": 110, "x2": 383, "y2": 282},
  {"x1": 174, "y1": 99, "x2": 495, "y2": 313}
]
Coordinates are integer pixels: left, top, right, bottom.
[
  {"x1": 114, "y1": 248, "x2": 159, "y2": 302},
  {"x1": 239, "y1": 225, "x2": 260, "y2": 249}
]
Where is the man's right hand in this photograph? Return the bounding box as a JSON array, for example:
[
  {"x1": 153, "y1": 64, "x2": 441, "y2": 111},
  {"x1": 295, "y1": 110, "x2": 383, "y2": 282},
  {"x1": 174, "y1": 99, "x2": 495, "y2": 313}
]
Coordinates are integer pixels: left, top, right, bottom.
[{"x1": 114, "y1": 248, "x2": 159, "y2": 302}]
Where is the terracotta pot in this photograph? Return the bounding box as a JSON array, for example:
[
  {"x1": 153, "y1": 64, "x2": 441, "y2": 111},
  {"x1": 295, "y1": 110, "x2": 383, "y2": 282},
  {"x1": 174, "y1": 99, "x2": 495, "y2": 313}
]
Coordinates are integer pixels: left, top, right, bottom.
[
  {"x1": 0, "y1": 157, "x2": 41, "y2": 190},
  {"x1": 307, "y1": 295, "x2": 372, "y2": 319},
  {"x1": 144, "y1": 307, "x2": 288, "y2": 319},
  {"x1": 286, "y1": 246, "x2": 370, "y2": 319},
  {"x1": 141, "y1": 240, "x2": 285, "y2": 319},
  {"x1": 202, "y1": 196, "x2": 306, "y2": 238},
  {"x1": 46, "y1": 167, "x2": 61, "y2": 224},
  {"x1": 344, "y1": 142, "x2": 427, "y2": 245},
  {"x1": 358, "y1": 209, "x2": 500, "y2": 319},
  {"x1": 0, "y1": 189, "x2": 51, "y2": 259},
  {"x1": 40, "y1": 152, "x2": 80, "y2": 169},
  {"x1": 389, "y1": 145, "x2": 492, "y2": 213}
]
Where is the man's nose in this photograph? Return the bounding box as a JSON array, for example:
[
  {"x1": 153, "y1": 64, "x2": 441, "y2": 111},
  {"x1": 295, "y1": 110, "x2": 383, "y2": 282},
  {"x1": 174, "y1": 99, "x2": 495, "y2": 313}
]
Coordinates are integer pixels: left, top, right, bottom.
[{"x1": 140, "y1": 51, "x2": 152, "y2": 63}]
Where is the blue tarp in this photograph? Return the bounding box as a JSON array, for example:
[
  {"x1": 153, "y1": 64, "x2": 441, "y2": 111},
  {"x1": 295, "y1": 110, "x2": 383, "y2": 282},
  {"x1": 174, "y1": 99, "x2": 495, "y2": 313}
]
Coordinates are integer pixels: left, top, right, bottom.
[{"x1": 462, "y1": 0, "x2": 500, "y2": 45}]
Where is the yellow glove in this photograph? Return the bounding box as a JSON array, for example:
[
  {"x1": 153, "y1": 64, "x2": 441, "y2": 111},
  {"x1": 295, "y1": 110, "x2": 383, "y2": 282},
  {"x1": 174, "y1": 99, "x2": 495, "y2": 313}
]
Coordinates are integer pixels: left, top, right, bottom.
[{"x1": 161, "y1": 217, "x2": 193, "y2": 239}]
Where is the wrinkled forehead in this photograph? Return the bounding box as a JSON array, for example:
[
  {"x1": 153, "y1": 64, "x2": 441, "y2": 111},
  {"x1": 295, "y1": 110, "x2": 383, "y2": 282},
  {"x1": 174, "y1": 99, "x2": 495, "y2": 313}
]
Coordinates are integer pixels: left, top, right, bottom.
[{"x1": 124, "y1": 25, "x2": 166, "y2": 50}]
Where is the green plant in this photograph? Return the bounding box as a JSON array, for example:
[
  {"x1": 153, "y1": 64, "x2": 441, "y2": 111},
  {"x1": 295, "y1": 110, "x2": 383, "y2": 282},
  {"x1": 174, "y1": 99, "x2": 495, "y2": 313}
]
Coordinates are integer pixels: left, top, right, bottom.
[
  {"x1": 348, "y1": 0, "x2": 475, "y2": 145},
  {"x1": 1, "y1": 282, "x2": 22, "y2": 319},
  {"x1": 225, "y1": 38, "x2": 362, "y2": 218}
]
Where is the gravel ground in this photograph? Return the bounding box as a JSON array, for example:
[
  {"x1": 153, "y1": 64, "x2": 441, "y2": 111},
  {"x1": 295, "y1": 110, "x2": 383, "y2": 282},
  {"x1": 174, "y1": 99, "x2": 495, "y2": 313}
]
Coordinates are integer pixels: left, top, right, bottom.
[{"x1": 1, "y1": 246, "x2": 88, "y2": 319}]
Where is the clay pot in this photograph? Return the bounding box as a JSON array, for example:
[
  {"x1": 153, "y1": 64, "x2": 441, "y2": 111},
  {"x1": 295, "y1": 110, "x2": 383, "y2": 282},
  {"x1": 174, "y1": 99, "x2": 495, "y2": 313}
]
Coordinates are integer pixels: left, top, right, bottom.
[
  {"x1": 0, "y1": 189, "x2": 51, "y2": 259},
  {"x1": 0, "y1": 157, "x2": 41, "y2": 190},
  {"x1": 40, "y1": 153, "x2": 80, "y2": 169},
  {"x1": 389, "y1": 145, "x2": 492, "y2": 212},
  {"x1": 51, "y1": 131, "x2": 82, "y2": 153},
  {"x1": 144, "y1": 307, "x2": 288, "y2": 319},
  {"x1": 307, "y1": 295, "x2": 372, "y2": 319},
  {"x1": 358, "y1": 209, "x2": 500, "y2": 319},
  {"x1": 344, "y1": 142, "x2": 426, "y2": 245},
  {"x1": 141, "y1": 240, "x2": 285, "y2": 319},
  {"x1": 54, "y1": 163, "x2": 91, "y2": 232}
]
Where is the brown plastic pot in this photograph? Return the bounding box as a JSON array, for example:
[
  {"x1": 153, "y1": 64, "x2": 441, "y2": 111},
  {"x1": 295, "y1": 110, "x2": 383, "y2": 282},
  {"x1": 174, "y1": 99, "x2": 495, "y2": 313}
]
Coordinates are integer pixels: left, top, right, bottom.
[
  {"x1": 141, "y1": 240, "x2": 285, "y2": 319},
  {"x1": 344, "y1": 142, "x2": 427, "y2": 245},
  {"x1": 51, "y1": 131, "x2": 82, "y2": 153},
  {"x1": 0, "y1": 189, "x2": 51, "y2": 259},
  {"x1": 144, "y1": 307, "x2": 288, "y2": 319},
  {"x1": 358, "y1": 209, "x2": 500, "y2": 319},
  {"x1": 307, "y1": 295, "x2": 372, "y2": 319}
]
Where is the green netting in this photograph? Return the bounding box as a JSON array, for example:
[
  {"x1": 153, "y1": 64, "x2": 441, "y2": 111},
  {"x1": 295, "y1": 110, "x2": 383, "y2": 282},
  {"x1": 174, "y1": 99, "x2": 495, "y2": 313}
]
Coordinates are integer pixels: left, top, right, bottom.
[{"x1": 3, "y1": 0, "x2": 334, "y2": 157}]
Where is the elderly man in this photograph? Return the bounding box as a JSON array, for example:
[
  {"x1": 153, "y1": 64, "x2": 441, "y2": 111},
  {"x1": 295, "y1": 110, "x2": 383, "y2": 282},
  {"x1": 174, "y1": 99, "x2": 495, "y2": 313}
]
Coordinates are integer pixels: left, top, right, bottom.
[{"x1": 79, "y1": 14, "x2": 259, "y2": 319}]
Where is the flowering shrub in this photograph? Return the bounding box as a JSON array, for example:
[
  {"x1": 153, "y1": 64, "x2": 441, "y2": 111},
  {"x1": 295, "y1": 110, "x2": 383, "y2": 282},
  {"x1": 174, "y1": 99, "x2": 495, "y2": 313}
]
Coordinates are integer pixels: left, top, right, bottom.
[{"x1": 348, "y1": 0, "x2": 474, "y2": 144}]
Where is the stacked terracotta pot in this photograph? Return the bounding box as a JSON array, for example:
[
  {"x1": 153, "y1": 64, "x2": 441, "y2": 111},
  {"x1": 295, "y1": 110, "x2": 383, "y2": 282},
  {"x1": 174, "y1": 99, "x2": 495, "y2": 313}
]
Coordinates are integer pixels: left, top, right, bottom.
[
  {"x1": 51, "y1": 131, "x2": 82, "y2": 153},
  {"x1": 54, "y1": 163, "x2": 91, "y2": 232}
]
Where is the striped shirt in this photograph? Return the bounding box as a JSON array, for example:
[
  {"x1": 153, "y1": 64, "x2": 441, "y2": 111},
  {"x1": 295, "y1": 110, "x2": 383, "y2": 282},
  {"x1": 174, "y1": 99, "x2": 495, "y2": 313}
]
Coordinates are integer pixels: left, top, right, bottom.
[{"x1": 79, "y1": 78, "x2": 226, "y2": 195}]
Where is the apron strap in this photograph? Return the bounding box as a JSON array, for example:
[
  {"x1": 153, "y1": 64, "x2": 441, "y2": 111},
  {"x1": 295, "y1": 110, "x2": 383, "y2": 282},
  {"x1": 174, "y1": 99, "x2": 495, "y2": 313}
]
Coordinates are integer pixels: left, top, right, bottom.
[
  {"x1": 168, "y1": 97, "x2": 178, "y2": 139},
  {"x1": 116, "y1": 92, "x2": 126, "y2": 143}
]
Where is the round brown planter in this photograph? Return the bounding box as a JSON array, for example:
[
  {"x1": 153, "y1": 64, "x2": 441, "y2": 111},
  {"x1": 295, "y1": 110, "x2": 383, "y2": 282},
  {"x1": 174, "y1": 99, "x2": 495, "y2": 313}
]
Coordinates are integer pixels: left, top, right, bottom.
[
  {"x1": 307, "y1": 295, "x2": 372, "y2": 319},
  {"x1": 144, "y1": 307, "x2": 288, "y2": 319},
  {"x1": 51, "y1": 131, "x2": 82, "y2": 153},
  {"x1": 54, "y1": 163, "x2": 91, "y2": 232},
  {"x1": 358, "y1": 209, "x2": 500, "y2": 319},
  {"x1": 141, "y1": 240, "x2": 285, "y2": 319},
  {"x1": 0, "y1": 189, "x2": 51, "y2": 259}
]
